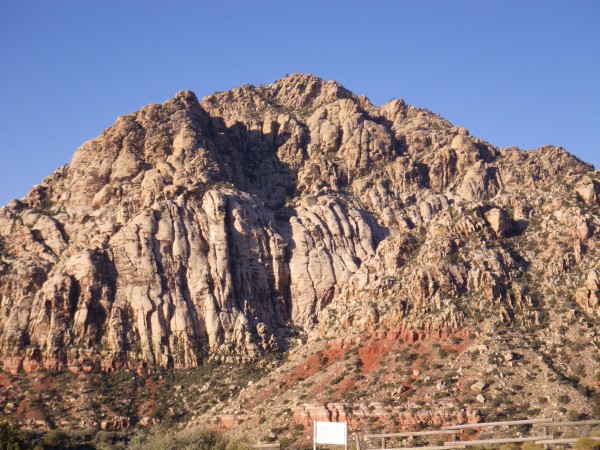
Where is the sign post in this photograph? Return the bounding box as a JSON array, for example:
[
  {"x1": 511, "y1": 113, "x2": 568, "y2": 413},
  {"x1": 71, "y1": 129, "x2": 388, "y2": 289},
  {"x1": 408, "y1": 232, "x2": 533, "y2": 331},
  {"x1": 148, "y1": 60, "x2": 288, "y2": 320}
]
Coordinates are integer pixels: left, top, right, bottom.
[{"x1": 314, "y1": 420, "x2": 347, "y2": 450}]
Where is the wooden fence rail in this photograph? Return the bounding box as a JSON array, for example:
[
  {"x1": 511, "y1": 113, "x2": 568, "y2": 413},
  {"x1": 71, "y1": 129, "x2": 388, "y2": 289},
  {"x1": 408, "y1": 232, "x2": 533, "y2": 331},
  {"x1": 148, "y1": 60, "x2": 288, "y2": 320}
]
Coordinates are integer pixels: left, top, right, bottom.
[
  {"x1": 365, "y1": 431, "x2": 462, "y2": 438},
  {"x1": 366, "y1": 445, "x2": 466, "y2": 450},
  {"x1": 361, "y1": 417, "x2": 597, "y2": 450},
  {"x1": 533, "y1": 419, "x2": 600, "y2": 437},
  {"x1": 535, "y1": 437, "x2": 600, "y2": 445},
  {"x1": 443, "y1": 436, "x2": 553, "y2": 446},
  {"x1": 532, "y1": 420, "x2": 600, "y2": 428},
  {"x1": 442, "y1": 418, "x2": 553, "y2": 431},
  {"x1": 364, "y1": 430, "x2": 462, "y2": 448},
  {"x1": 252, "y1": 443, "x2": 280, "y2": 449}
]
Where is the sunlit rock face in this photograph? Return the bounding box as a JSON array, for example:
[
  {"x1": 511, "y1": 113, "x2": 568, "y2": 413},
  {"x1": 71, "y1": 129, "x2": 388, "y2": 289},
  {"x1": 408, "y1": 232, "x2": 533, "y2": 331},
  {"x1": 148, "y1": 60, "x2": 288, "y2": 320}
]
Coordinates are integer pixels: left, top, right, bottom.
[{"x1": 0, "y1": 74, "x2": 598, "y2": 372}]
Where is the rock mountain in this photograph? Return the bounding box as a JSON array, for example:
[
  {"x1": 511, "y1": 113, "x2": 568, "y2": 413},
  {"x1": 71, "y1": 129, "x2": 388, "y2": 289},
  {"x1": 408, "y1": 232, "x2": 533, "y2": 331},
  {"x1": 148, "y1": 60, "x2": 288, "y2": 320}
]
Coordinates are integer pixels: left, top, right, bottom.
[{"x1": 0, "y1": 73, "x2": 598, "y2": 380}]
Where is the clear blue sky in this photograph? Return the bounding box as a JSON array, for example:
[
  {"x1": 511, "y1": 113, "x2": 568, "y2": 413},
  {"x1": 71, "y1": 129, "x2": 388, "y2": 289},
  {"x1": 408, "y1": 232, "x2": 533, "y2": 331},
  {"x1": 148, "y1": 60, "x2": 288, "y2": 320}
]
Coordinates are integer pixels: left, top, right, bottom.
[{"x1": 1, "y1": 0, "x2": 599, "y2": 206}]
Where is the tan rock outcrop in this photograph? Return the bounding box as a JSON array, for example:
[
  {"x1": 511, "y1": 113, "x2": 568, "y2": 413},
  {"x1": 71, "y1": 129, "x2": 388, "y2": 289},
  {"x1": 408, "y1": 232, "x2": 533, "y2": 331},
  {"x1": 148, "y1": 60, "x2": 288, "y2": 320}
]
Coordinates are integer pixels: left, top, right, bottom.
[
  {"x1": 0, "y1": 74, "x2": 598, "y2": 373},
  {"x1": 485, "y1": 208, "x2": 510, "y2": 237},
  {"x1": 576, "y1": 270, "x2": 600, "y2": 314},
  {"x1": 100, "y1": 416, "x2": 131, "y2": 431},
  {"x1": 575, "y1": 177, "x2": 599, "y2": 205}
]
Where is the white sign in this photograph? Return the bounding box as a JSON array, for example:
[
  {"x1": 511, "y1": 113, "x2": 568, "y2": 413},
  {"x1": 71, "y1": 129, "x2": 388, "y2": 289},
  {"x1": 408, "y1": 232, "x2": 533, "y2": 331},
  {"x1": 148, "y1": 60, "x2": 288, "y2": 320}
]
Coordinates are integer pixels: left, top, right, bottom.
[{"x1": 314, "y1": 420, "x2": 347, "y2": 447}]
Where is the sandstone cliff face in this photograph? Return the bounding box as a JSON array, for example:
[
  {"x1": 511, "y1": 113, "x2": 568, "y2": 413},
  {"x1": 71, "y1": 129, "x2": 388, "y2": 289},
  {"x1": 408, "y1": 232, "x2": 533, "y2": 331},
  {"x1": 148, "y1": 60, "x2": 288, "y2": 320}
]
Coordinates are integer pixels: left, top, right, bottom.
[{"x1": 0, "y1": 74, "x2": 598, "y2": 373}]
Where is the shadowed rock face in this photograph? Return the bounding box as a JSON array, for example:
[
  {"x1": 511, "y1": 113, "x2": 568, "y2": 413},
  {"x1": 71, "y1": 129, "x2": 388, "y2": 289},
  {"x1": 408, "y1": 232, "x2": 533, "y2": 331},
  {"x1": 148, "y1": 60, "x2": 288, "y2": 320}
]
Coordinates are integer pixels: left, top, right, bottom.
[{"x1": 0, "y1": 74, "x2": 598, "y2": 373}]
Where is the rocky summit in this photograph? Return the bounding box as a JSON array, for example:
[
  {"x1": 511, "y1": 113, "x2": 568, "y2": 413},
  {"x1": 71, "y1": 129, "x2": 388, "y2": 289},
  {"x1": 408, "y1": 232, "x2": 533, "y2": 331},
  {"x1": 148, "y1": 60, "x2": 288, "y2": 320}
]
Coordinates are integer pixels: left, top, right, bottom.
[{"x1": 0, "y1": 74, "x2": 598, "y2": 441}]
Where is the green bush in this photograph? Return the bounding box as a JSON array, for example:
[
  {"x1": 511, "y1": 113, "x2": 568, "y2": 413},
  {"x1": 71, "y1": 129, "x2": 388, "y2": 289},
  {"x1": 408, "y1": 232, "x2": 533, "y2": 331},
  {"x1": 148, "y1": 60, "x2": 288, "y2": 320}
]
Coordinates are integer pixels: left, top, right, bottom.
[
  {"x1": 125, "y1": 426, "x2": 254, "y2": 450},
  {"x1": 521, "y1": 442, "x2": 544, "y2": 450},
  {"x1": 499, "y1": 443, "x2": 520, "y2": 450},
  {"x1": 574, "y1": 437, "x2": 600, "y2": 450},
  {"x1": 43, "y1": 429, "x2": 70, "y2": 449},
  {"x1": 0, "y1": 421, "x2": 24, "y2": 450}
]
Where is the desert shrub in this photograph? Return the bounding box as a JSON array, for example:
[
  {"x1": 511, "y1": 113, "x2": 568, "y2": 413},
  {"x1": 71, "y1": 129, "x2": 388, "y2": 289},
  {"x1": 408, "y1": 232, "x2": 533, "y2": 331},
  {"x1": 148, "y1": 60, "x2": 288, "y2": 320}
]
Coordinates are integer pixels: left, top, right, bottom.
[
  {"x1": 125, "y1": 426, "x2": 253, "y2": 450},
  {"x1": 521, "y1": 442, "x2": 544, "y2": 450},
  {"x1": 574, "y1": 437, "x2": 600, "y2": 450},
  {"x1": 332, "y1": 374, "x2": 346, "y2": 384},
  {"x1": 93, "y1": 431, "x2": 129, "y2": 449},
  {"x1": 0, "y1": 421, "x2": 25, "y2": 450},
  {"x1": 43, "y1": 430, "x2": 71, "y2": 449},
  {"x1": 591, "y1": 394, "x2": 600, "y2": 417},
  {"x1": 568, "y1": 412, "x2": 590, "y2": 421}
]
